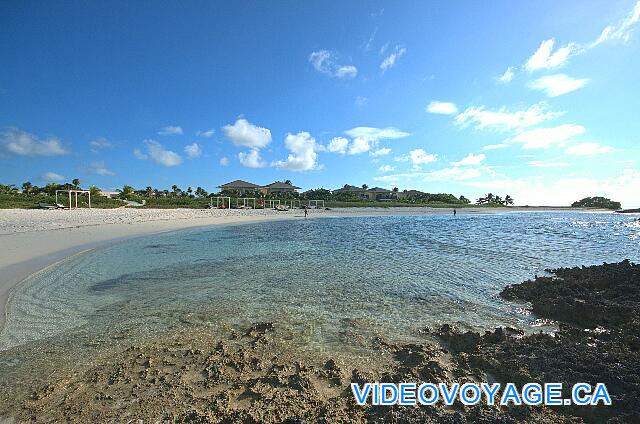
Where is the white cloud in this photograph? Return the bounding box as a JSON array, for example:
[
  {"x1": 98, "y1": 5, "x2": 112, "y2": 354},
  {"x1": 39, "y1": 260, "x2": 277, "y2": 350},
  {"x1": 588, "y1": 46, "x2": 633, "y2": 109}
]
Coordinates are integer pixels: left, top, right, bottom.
[
  {"x1": 529, "y1": 74, "x2": 589, "y2": 97},
  {"x1": 348, "y1": 137, "x2": 371, "y2": 155},
  {"x1": 41, "y1": 172, "x2": 65, "y2": 182},
  {"x1": 426, "y1": 101, "x2": 458, "y2": 115},
  {"x1": 197, "y1": 129, "x2": 215, "y2": 138},
  {"x1": 88, "y1": 161, "x2": 115, "y2": 176},
  {"x1": 498, "y1": 67, "x2": 515, "y2": 83},
  {"x1": 483, "y1": 143, "x2": 509, "y2": 150},
  {"x1": 525, "y1": 39, "x2": 578, "y2": 72},
  {"x1": 455, "y1": 103, "x2": 560, "y2": 131},
  {"x1": 1, "y1": 128, "x2": 68, "y2": 156},
  {"x1": 380, "y1": 45, "x2": 406, "y2": 72},
  {"x1": 238, "y1": 149, "x2": 266, "y2": 168},
  {"x1": 158, "y1": 126, "x2": 183, "y2": 136},
  {"x1": 378, "y1": 164, "x2": 395, "y2": 172},
  {"x1": 371, "y1": 147, "x2": 392, "y2": 156},
  {"x1": 512, "y1": 124, "x2": 586, "y2": 149},
  {"x1": 219, "y1": 157, "x2": 230, "y2": 166},
  {"x1": 591, "y1": 1, "x2": 640, "y2": 47},
  {"x1": 467, "y1": 169, "x2": 640, "y2": 208},
  {"x1": 527, "y1": 160, "x2": 570, "y2": 168},
  {"x1": 272, "y1": 132, "x2": 320, "y2": 172},
  {"x1": 89, "y1": 137, "x2": 112, "y2": 153},
  {"x1": 451, "y1": 153, "x2": 486, "y2": 166},
  {"x1": 309, "y1": 50, "x2": 358, "y2": 79},
  {"x1": 565, "y1": 142, "x2": 612, "y2": 156},
  {"x1": 345, "y1": 126, "x2": 411, "y2": 141},
  {"x1": 222, "y1": 118, "x2": 272, "y2": 149},
  {"x1": 184, "y1": 142, "x2": 203, "y2": 159},
  {"x1": 133, "y1": 148, "x2": 148, "y2": 160},
  {"x1": 135, "y1": 140, "x2": 183, "y2": 166},
  {"x1": 328, "y1": 137, "x2": 349, "y2": 154},
  {"x1": 343, "y1": 126, "x2": 411, "y2": 156},
  {"x1": 409, "y1": 149, "x2": 438, "y2": 167}
]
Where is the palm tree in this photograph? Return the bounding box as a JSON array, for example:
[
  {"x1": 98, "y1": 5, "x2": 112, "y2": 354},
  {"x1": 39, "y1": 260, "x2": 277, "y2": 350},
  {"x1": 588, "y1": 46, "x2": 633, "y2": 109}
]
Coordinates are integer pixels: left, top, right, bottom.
[
  {"x1": 284, "y1": 179, "x2": 292, "y2": 185},
  {"x1": 362, "y1": 184, "x2": 369, "y2": 190},
  {"x1": 22, "y1": 181, "x2": 33, "y2": 194},
  {"x1": 72, "y1": 179, "x2": 80, "y2": 188},
  {"x1": 504, "y1": 195, "x2": 514, "y2": 206}
]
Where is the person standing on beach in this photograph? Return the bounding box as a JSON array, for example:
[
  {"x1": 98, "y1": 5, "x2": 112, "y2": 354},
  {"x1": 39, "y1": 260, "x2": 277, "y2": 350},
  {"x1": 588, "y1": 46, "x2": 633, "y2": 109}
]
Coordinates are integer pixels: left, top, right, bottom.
[
  {"x1": 304, "y1": 207, "x2": 308, "y2": 218},
  {"x1": 453, "y1": 208, "x2": 457, "y2": 216}
]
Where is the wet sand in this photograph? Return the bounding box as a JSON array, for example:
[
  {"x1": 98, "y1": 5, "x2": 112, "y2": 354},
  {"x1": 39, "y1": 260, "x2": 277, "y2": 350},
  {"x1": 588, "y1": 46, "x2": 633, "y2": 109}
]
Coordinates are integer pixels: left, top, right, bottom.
[{"x1": 1, "y1": 261, "x2": 637, "y2": 422}]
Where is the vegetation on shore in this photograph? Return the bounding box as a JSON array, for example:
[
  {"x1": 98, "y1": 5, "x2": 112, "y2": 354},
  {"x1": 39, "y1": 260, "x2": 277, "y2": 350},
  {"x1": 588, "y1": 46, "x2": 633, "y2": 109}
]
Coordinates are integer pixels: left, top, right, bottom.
[
  {"x1": 572, "y1": 196, "x2": 621, "y2": 210},
  {"x1": 0, "y1": 181, "x2": 500, "y2": 209}
]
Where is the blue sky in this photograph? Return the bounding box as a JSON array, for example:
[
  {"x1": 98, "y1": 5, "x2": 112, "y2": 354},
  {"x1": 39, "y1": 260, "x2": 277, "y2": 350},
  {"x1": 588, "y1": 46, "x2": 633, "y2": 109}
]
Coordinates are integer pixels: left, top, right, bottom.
[{"x1": 1, "y1": 0, "x2": 639, "y2": 206}]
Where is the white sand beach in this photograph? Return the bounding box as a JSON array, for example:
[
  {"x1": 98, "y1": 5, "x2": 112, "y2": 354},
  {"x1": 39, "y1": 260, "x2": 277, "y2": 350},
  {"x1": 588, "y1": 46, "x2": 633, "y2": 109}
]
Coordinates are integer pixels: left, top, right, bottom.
[{"x1": 0, "y1": 206, "x2": 606, "y2": 329}]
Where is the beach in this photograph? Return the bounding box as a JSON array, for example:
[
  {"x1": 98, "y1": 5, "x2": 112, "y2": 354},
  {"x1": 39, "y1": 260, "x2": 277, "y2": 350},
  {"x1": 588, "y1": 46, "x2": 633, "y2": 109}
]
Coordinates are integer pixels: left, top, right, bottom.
[
  {"x1": 0, "y1": 206, "x2": 606, "y2": 331},
  {"x1": 2, "y1": 207, "x2": 638, "y2": 423}
]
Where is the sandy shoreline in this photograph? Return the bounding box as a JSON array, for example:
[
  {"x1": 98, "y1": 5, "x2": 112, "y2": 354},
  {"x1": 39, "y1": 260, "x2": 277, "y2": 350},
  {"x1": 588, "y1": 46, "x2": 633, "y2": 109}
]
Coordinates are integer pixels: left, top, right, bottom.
[{"x1": 0, "y1": 206, "x2": 610, "y2": 331}]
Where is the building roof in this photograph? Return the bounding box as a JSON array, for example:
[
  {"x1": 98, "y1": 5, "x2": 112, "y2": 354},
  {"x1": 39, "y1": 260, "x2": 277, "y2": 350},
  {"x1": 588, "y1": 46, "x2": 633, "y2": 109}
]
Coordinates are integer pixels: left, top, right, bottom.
[
  {"x1": 367, "y1": 187, "x2": 392, "y2": 193},
  {"x1": 334, "y1": 184, "x2": 366, "y2": 192},
  {"x1": 218, "y1": 180, "x2": 261, "y2": 189},
  {"x1": 263, "y1": 181, "x2": 301, "y2": 189}
]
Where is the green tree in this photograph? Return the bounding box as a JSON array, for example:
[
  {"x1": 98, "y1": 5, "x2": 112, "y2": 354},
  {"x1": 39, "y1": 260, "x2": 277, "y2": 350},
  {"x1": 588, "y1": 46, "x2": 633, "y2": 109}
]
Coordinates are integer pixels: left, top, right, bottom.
[
  {"x1": 362, "y1": 184, "x2": 369, "y2": 190},
  {"x1": 118, "y1": 185, "x2": 134, "y2": 199},
  {"x1": 22, "y1": 181, "x2": 33, "y2": 194},
  {"x1": 72, "y1": 179, "x2": 80, "y2": 188}
]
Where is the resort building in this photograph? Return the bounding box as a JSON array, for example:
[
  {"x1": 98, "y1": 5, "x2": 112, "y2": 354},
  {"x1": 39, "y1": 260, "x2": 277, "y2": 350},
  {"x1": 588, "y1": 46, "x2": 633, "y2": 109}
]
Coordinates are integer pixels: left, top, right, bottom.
[
  {"x1": 260, "y1": 181, "x2": 301, "y2": 195},
  {"x1": 396, "y1": 189, "x2": 426, "y2": 199},
  {"x1": 218, "y1": 180, "x2": 262, "y2": 195},
  {"x1": 218, "y1": 180, "x2": 301, "y2": 196},
  {"x1": 365, "y1": 187, "x2": 394, "y2": 201},
  {"x1": 333, "y1": 185, "x2": 369, "y2": 200}
]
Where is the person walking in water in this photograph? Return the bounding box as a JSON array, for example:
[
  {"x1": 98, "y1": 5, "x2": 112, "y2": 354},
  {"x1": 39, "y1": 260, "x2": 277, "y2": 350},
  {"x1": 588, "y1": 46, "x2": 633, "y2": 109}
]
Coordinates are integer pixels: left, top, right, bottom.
[
  {"x1": 304, "y1": 207, "x2": 308, "y2": 218},
  {"x1": 453, "y1": 208, "x2": 457, "y2": 216}
]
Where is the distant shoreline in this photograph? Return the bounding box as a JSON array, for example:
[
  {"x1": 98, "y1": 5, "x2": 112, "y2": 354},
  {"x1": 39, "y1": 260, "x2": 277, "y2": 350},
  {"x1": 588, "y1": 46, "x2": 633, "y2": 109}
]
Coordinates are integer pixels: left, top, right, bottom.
[{"x1": 0, "y1": 206, "x2": 615, "y2": 331}]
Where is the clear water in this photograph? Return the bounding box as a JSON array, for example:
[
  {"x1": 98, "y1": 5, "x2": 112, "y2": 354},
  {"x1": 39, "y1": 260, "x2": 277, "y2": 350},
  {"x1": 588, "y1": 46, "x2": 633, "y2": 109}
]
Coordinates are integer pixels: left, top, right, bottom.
[{"x1": 1, "y1": 212, "x2": 639, "y2": 354}]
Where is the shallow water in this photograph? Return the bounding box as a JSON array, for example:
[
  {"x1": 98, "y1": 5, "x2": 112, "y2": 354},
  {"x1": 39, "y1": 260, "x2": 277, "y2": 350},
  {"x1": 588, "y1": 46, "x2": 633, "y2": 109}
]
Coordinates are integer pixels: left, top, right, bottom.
[{"x1": 1, "y1": 212, "x2": 639, "y2": 356}]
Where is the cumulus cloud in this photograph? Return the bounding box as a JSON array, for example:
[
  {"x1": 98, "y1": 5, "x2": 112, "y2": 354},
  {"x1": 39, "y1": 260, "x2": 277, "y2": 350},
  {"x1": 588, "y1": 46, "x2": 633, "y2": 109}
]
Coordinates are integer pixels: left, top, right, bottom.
[
  {"x1": 565, "y1": 142, "x2": 612, "y2": 156},
  {"x1": 238, "y1": 149, "x2": 266, "y2": 168},
  {"x1": 409, "y1": 149, "x2": 438, "y2": 167},
  {"x1": 88, "y1": 161, "x2": 115, "y2": 176},
  {"x1": 370, "y1": 147, "x2": 392, "y2": 156},
  {"x1": 374, "y1": 166, "x2": 485, "y2": 184},
  {"x1": 158, "y1": 126, "x2": 183, "y2": 136},
  {"x1": 426, "y1": 101, "x2": 458, "y2": 115},
  {"x1": 41, "y1": 172, "x2": 66, "y2": 182},
  {"x1": 196, "y1": 129, "x2": 215, "y2": 138},
  {"x1": 525, "y1": 39, "x2": 579, "y2": 72},
  {"x1": 511, "y1": 124, "x2": 586, "y2": 149},
  {"x1": 1, "y1": 128, "x2": 69, "y2": 156},
  {"x1": 272, "y1": 132, "x2": 321, "y2": 171},
  {"x1": 529, "y1": 74, "x2": 589, "y2": 97},
  {"x1": 455, "y1": 103, "x2": 560, "y2": 131},
  {"x1": 348, "y1": 137, "x2": 372, "y2": 155},
  {"x1": 222, "y1": 118, "x2": 272, "y2": 149},
  {"x1": 380, "y1": 45, "x2": 407, "y2": 72},
  {"x1": 219, "y1": 157, "x2": 230, "y2": 166},
  {"x1": 184, "y1": 142, "x2": 202, "y2": 159},
  {"x1": 591, "y1": 1, "x2": 640, "y2": 47},
  {"x1": 135, "y1": 140, "x2": 183, "y2": 166},
  {"x1": 451, "y1": 153, "x2": 486, "y2": 166},
  {"x1": 89, "y1": 137, "x2": 112, "y2": 153},
  {"x1": 309, "y1": 50, "x2": 358, "y2": 79},
  {"x1": 498, "y1": 67, "x2": 515, "y2": 83},
  {"x1": 327, "y1": 137, "x2": 349, "y2": 154}
]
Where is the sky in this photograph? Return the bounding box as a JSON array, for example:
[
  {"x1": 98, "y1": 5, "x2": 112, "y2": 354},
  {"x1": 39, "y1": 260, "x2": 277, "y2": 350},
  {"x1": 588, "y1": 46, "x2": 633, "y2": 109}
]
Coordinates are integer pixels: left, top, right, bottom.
[{"x1": 1, "y1": 0, "x2": 639, "y2": 206}]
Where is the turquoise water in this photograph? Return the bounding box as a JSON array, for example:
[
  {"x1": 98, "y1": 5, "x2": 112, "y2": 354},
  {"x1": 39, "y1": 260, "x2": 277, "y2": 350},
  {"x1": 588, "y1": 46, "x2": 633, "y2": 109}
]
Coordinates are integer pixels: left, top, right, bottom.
[{"x1": 1, "y1": 212, "x2": 639, "y2": 353}]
